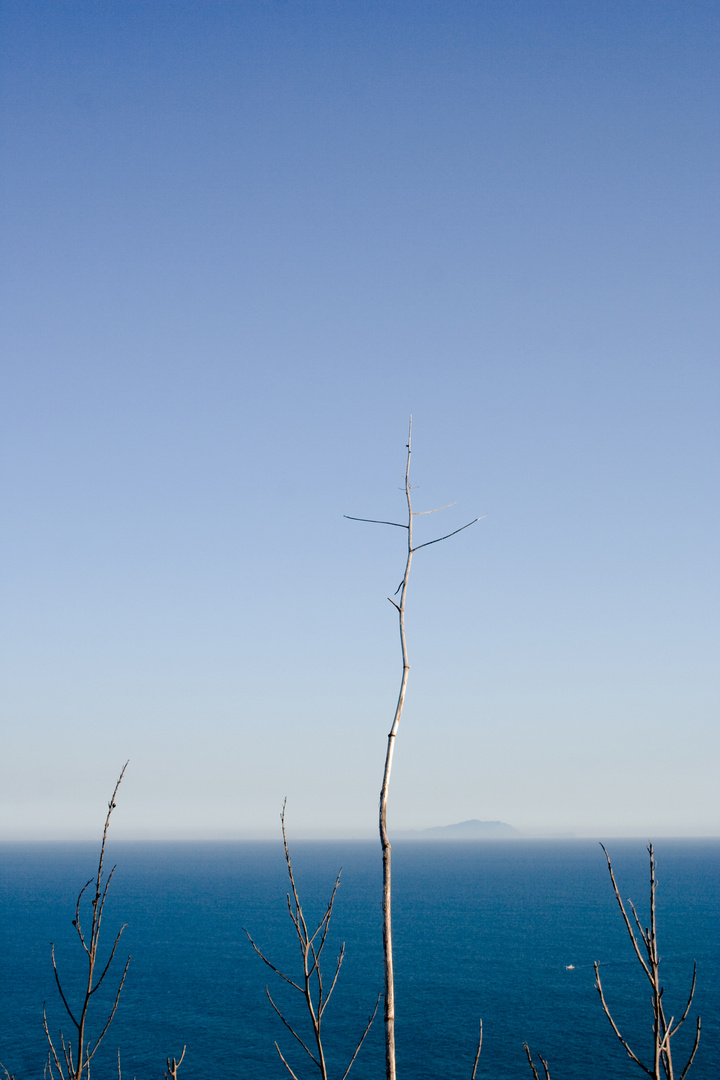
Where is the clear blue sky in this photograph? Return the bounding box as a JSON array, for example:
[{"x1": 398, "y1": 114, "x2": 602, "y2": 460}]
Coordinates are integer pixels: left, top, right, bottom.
[{"x1": 1, "y1": 0, "x2": 718, "y2": 839}]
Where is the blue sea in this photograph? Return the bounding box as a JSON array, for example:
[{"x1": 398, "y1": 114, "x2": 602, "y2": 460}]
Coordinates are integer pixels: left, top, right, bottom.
[{"x1": 1, "y1": 839, "x2": 717, "y2": 1079}]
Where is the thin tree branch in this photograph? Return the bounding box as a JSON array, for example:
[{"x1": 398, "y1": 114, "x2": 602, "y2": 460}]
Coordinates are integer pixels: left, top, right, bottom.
[
  {"x1": 594, "y1": 963, "x2": 653, "y2": 1074},
  {"x1": 412, "y1": 502, "x2": 456, "y2": 515},
  {"x1": 281, "y1": 802, "x2": 314, "y2": 956},
  {"x1": 524, "y1": 1044, "x2": 542, "y2": 1080},
  {"x1": 86, "y1": 956, "x2": 130, "y2": 1062},
  {"x1": 244, "y1": 931, "x2": 303, "y2": 992},
  {"x1": 599, "y1": 844, "x2": 653, "y2": 980},
  {"x1": 51, "y1": 946, "x2": 80, "y2": 1030},
  {"x1": 470, "y1": 1020, "x2": 483, "y2": 1080},
  {"x1": 670, "y1": 964, "x2": 697, "y2": 1035},
  {"x1": 627, "y1": 897, "x2": 651, "y2": 954},
  {"x1": 309, "y1": 874, "x2": 342, "y2": 957},
  {"x1": 89, "y1": 925, "x2": 128, "y2": 994},
  {"x1": 340, "y1": 993, "x2": 382, "y2": 1080},
  {"x1": 43, "y1": 1006, "x2": 66, "y2": 1080},
  {"x1": 678, "y1": 1019, "x2": 702, "y2": 1080},
  {"x1": 265, "y1": 988, "x2": 319, "y2": 1067},
  {"x1": 275, "y1": 1042, "x2": 302, "y2": 1080},
  {"x1": 318, "y1": 944, "x2": 345, "y2": 1017},
  {"x1": 343, "y1": 516, "x2": 407, "y2": 528},
  {"x1": 73, "y1": 882, "x2": 93, "y2": 956},
  {"x1": 410, "y1": 515, "x2": 483, "y2": 552},
  {"x1": 61, "y1": 1034, "x2": 72, "y2": 1076}
]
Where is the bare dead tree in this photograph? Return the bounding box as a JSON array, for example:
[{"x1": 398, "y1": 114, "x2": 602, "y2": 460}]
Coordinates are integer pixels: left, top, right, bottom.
[
  {"x1": 246, "y1": 802, "x2": 380, "y2": 1080},
  {"x1": 346, "y1": 419, "x2": 482, "y2": 1080},
  {"x1": 470, "y1": 1021, "x2": 483, "y2": 1080},
  {"x1": 38, "y1": 763, "x2": 186, "y2": 1080},
  {"x1": 524, "y1": 1043, "x2": 551, "y2": 1080},
  {"x1": 594, "y1": 843, "x2": 701, "y2": 1080},
  {"x1": 43, "y1": 764, "x2": 131, "y2": 1080},
  {"x1": 524, "y1": 844, "x2": 701, "y2": 1080},
  {"x1": 165, "y1": 1046, "x2": 186, "y2": 1080}
]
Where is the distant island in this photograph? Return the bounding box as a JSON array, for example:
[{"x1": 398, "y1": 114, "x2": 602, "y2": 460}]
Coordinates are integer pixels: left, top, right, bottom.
[{"x1": 394, "y1": 819, "x2": 522, "y2": 840}]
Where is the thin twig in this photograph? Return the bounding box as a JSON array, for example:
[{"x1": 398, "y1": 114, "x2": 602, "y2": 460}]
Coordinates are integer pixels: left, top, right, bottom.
[
  {"x1": 265, "y1": 988, "x2": 319, "y2": 1066},
  {"x1": 411, "y1": 515, "x2": 483, "y2": 552},
  {"x1": 340, "y1": 994, "x2": 382, "y2": 1080},
  {"x1": 275, "y1": 1042, "x2": 302, "y2": 1080},
  {"x1": 670, "y1": 964, "x2": 697, "y2": 1036},
  {"x1": 470, "y1": 1020, "x2": 483, "y2": 1080},
  {"x1": 412, "y1": 502, "x2": 456, "y2": 515},
  {"x1": 244, "y1": 931, "x2": 304, "y2": 992},
  {"x1": 43, "y1": 1007, "x2": 65, "y2": 1080},
  {"x1": 319, "y1": 944, "x2": 345, "y2": 1016},
  {"x1": 89, "y1": 923, "x2": 128, "y2": 994},
  {"x1": 599, "y1": 844, "x2": 652, "y2": 979},
  {"x1": 594, "y1": 963, "x2": 653, "y2": 1074},
  {"x1": 343, "y1": 516, "x2": 407, "y2": 528},
  {"x1": 524, "y1": 1044, "x2": 541, "y2": 1080},
  {"x1": 86, "y1": 957, "x2": 131, "y2": 1061},
  {"x1": 51, "y1": 945, "x2": 80, "y2": 1029},
  {"x1": 678, "y1": 1019, "x2": 702, "y2": 1080}
]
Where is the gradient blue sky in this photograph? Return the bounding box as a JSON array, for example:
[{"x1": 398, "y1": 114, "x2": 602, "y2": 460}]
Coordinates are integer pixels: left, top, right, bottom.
[{"x1": 1, "y1": 0, "x2": 718, "y2": 839}]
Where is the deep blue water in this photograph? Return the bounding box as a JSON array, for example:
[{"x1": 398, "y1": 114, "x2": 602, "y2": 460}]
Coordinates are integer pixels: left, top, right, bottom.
[{"x1": 0, "y1": 839, "x2": 717, "y2": 1079}]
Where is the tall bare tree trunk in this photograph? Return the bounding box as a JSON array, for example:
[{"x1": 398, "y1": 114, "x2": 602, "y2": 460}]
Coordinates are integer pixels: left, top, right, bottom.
[
  {"x1": 378, "y1": 424, "x2": 414, "y2": 1080},
  {"x1": 347, "y1": 420, "x2": 480, "y2": 1080}
]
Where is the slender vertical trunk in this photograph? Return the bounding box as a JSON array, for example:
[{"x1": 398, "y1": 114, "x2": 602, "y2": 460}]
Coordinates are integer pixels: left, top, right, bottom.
[
  {"x1": 379, "y1": 423, "x2": 413, "y2": 1080},
  {"x1": 348, "y1": 423, "x2": 479, "y2": 1080}
]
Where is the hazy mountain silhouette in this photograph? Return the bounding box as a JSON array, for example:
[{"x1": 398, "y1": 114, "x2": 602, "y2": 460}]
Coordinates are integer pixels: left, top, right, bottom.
[{"x1": 395, "y1": 819, "x2": 522, "y2": 839}]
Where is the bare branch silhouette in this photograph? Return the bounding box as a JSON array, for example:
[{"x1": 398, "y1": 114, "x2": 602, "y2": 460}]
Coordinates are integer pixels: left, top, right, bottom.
[
  {"x1": 594, "y1": 844, "x2": 701, "y2": 1080},
  {"x1": 246, "y1": 802, "x2": 379, "y2": 1078},
  {"x1": 165, "y1": 1046, "x2": 186, "y2": 1080},
  {"x1": 346, "y1": 418, "x2": 482, "y2": 1080},
  {"x1": 524, "y1": 1044, "x2": 551, "y2": 1080},
  {"x1": 411, "y1": 516, "x2": 483, "y2": 552},
  {"x1": 44, "y1": 764, "x2": 131, "y2": 1080},
  {"x1": 470, "y1": 1021, "x2": 483, "y2": 1080},
  {"x1": 343, "y1": 516, "x2": 407, "y2": 528},
  {"x1": 413, "y1": 502, "x2": 456, "y2": 515}
]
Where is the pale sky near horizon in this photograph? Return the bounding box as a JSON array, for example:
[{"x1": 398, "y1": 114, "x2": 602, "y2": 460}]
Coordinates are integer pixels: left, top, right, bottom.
[{"x1": 1, "y1": 0, "x2": 718, "y2": 841}]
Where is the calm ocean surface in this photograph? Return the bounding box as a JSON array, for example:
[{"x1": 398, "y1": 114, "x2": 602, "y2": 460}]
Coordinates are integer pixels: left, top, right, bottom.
[{"x1": 1, "y1": 839, "x2": 717, "y2": 1079}]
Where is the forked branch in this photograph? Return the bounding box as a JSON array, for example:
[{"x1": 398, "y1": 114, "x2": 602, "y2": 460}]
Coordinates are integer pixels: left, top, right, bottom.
[
  {"x1": 44, "y1": 764, "x2": 131, "y2": 1080},
  {"x1": 524, "y1": 1044, "x2": 551, "y2": 1080},
  {"x1": 165, "y1": 1047, "x2": 186, "y2": 1080},
  {"x1": 246, "y1": 802, "x2": 379, "y2": 1079},
  {"x1": 594, "y1": 844, "x2": 701, "y2": 1080}
]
